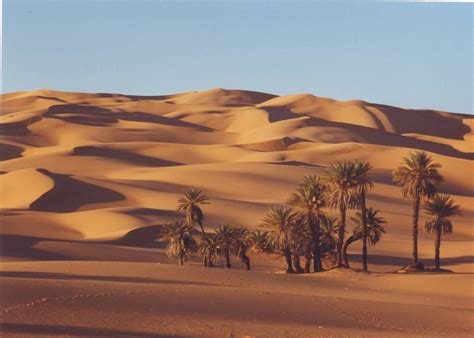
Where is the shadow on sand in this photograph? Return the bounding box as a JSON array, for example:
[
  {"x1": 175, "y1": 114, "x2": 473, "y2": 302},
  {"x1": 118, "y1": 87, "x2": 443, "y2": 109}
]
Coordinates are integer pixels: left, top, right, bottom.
[
  {"x1": 0, "y1": 323, "x2": 183, "y2": 337},
  {"x1": 0, "y1": 270, "x2": 229, "y2": 288},
  {"x1": 347, "y1": 253, "x2": 474, "y2": 270}
]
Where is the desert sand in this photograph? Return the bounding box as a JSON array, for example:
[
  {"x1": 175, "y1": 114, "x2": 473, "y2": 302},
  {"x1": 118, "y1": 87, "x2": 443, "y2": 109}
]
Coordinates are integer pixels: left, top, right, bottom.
[{"x1": 0, "y1": 88, "x2": 473, "y2": 336}]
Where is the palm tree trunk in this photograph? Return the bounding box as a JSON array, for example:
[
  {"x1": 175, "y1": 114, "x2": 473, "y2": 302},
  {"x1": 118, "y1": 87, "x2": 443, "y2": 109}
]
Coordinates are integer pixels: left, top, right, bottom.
[
  {"x1": 342, "y1": 235, "x2": 358, "y2": 268},
  {"x1": 435, "y1": 226, "x2": 441, "y2": 270},
  {"x1": 359, "y1": 189, "x2": 368, "y2": 271},
  {"x1": 241, "y1": 254, "x2": 251, "y2": 271},
  {"x1": 336, "y1": 202, "x2": 346, "y2": 267},
  {"x1": 284, "y1": 247, "x2": 294, "y2": 273},
  {"x1": 304, "y1": 252, "x2": 311, "y2": 273},
  {"x1": 292, "y1": 255, "x2": 304, "y2": 273},
  {"x1": 237, "y1": 245, "x2": 250, "y2": 270},
  {"x1": 313, "y1": 217, "x2": 323, "y2": 272},
  {"x1": 198, "y1": 220, "x2": 207, "y2": 268},
  {"x1": 307, "y1": 214, "x2": 317, "y2": 272},
  {"x1": 197, "y1": 220, "x2": 206, "y2": 239},
  {"x1": 208, "y1": 255, "x2": 214, "y2": 268},
  {"x1": 224, "y1": 246, "x2": 231, "y2": 269},
  {"x1": 412, "y1": 193, "x2": 420, "y2": 265}
]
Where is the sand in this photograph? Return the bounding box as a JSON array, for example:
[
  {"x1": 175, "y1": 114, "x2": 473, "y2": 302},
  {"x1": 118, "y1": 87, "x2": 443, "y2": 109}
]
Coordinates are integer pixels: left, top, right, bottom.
[{"x1": 1, "y1": 88, "x2": 473, "y2": 336}]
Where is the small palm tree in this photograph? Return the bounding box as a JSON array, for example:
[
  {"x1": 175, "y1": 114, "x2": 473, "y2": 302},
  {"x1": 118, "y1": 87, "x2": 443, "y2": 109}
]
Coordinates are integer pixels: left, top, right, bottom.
[
  {"x1": 215, "y1": 223, "x2": 237, "y2": 269},
  {"x1": 323, "y1": 161, "x2": 358, "y2": 267},
  {"x1": 423, "y1": 194, "x2": 460, "y2": 270},
  {"x1": 261, "y1": 206, "x2": 298, "y2": 273},
  {"x1": 177, "y1": 188, "x2": 210, "y2": 239},
  {"x1": 352, "y1": 161, "x2": 374, "y2": 271},
  {"x1": 319, "y1": 215, "x2": 339, "y2": 263},
  {"x1": 288, "y1": 215, "x2": 310, "y2": 273},
  {"x1": 288, "y1": 175, "x2": 327, "y2": 272},
  {"x1": 393, "y1": 151, "x2": 443, "y2": 268},
  {"x1": 343, "y1": 208, "x2": 386, "y2": 269},
  {"x1": 249, "y1": 230, "x2": 270, "y2": 253},
  {"x1": 158, "y1": 220, "x2": 195, "y2": 265},
  {"x1": 233, "y1": 227, "x2": 251, "y2": 270},
  {"x1": 198, "y1": 234, "x2": 220, "y2": 267}
]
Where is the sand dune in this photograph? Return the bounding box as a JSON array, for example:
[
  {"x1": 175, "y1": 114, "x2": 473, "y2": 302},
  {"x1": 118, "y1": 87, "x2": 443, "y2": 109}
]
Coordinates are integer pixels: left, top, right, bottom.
[
  {"x1": 1, "y1": 88, "x2": 473, "y2": 336},
  {"x1": 1, "y1": 88, "x2": 472, "y2": 246},
  {"x1": 1, "y1": 87, "x2": 472, "y2": 250}
]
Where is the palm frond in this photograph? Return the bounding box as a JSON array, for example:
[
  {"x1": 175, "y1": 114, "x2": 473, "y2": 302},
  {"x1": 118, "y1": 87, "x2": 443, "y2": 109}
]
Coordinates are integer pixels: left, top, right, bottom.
[
  {"x1": 392, "y1": 151, "x2": 443, "y2": 200},
  {"x1": 176, "y1": 188, "x2": 210, "y2": 227},
  {"x1": 423, "y1": 194, "x2": 460, "y2": 235},
  {"x1": 261, "y1": 206, "x2": 297, "y2": 253},
  {"x1": 215, "y1": 223, "x2": 238, "y2": 246},
  {"x1": 198, "y1": 234, "x2": 220, "y2": 264},
  {"x1": 322, "y1": 161, "x2": 359, "y2": 209},
  {"x1": 158, "y1": 220, "x2": 195, "y2": 261},
  {"x1": 250, "y1": 230, "x2": 270, "y2": 253},
  {"x1": 350, "y1": 208, "x2": 386, "y2": 246}
]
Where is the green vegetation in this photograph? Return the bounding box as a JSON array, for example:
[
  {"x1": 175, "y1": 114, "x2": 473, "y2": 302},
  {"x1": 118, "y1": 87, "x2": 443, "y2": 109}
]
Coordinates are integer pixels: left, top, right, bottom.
[
  {"x1": 158, "y1": 220, "x2": 195, "y2": 265},
  {"x1": 343, "y1": 208, "x2": 386, "y2": 268},
  {"x1": 393, "y1": 151, "x2": 443, "y2": 269},
  {"x1": 423, "y1": 194, "x2": 460, "y2": 270},
  {"x1": 157, "y1": 151, "x2": 460, "y2": 273}
]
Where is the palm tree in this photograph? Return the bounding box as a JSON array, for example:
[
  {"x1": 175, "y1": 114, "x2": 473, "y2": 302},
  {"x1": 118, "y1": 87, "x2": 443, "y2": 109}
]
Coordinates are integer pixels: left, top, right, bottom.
[
  {"x1": 177, "y1": 189, "x2": 210, "y2": 266},
  {"x1": 261, "y1": 206, "x2": 298, "y2": 273},
  {"x1": 352, "y1": 161, "x2": 374, "y2": 271},
  {"x1": 288, "y1": 175, "x2": 327, "y2": 272},
  {"x1": 393, "y1": 151, "x2": 443, "y2": 268},
  {"x1": 215, "y1": 223, "x2": 237, "y2": 269},
  {"x1": 423, "y1": 194, "x2": 460, "y2": 270},
  {"x1": 319, "y1": 215, "x2": 339, "y2": 266},
  {"x1": 323, "y1": 161, "x2": 358, "y2": 267},
  {"x1": 343, "y1": 208, "x2": 386, "y2": 269},
  {"x1": 198, "y1": 234, "x2": 220, "y2": 267},
  {"x1": 177, "y1": 189, "x2": 210, "y2": 238},
  {"x1": 288, "y1": 215, "x2": 309, "y2": 273},
  {"x1": 249, "y1": 230, "x2": 270, "y2": 253},
  {"x1": 158, "y1": 220, "x2": 195, "y2": 265},
  {"x1": 320, "y1": 215, "x2": 338, "y2": 252},
  {"x1": 233, "y1": 227, "x2": 251, "y2": 270}
]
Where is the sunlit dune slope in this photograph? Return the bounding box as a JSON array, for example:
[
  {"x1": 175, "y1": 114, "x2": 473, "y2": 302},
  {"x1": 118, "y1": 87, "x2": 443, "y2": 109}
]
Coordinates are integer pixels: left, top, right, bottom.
[{"x1": 1, "y1": 88, "x2": 472, "y2": 271}]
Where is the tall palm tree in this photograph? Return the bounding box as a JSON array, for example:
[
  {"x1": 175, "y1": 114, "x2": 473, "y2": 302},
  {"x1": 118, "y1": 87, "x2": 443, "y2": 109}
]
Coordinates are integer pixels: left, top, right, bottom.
[
  {"x1": 423, "y1": 194, "x2": 460, "y2": 270},
  {"x1": 198, "y1": 234, "x2": 220, "y2": 268},
  {"x1": 288, "y1": 175, "x2": 327, "y2": 272},
  {"x1": 261, "y1": 206, "x2": 298, "y2": 273},
  {"x1": 215, "y1": 223, "x2": 237, "y2": 269},
  {"x1": 352, "y1": 161, "x2": 374, "y2": 271},
  {"x1": 393, "y1": 151, "x2": 443, "y2": 268},
  {"x1": 158, "y1": 220, "x2": 195, "y2": 265},
  {"x1": 177, "y1": 188, "x2": 210, "y2": 239},
  {"x1": 343, "y1": 208, "x2": 386, "y2": 269},
  {"x1": 323, "y1": 161, "x2": 358, "y2": 267},
  {"x1": 233, "y1": 227, "x2": 251, "y2": 270}
]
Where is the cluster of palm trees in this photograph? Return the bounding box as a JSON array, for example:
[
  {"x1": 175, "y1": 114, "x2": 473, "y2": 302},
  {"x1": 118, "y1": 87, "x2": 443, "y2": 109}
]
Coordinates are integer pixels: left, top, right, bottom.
[
  {"x1": 158, "y1": 151, "x2": 460, "y2": 272},
  {"x1": 160, "y1": 189, "x2": 254, "y2": 269},
  {"x1": 262, "y1": 161, "x2": 384, "y2": 273}
]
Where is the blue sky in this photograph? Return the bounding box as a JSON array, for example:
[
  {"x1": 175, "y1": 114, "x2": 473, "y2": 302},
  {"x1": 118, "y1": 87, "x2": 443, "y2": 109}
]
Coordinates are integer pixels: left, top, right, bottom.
[{"x1": 3, "y1": 1, "x2": 473, "y2": 114}]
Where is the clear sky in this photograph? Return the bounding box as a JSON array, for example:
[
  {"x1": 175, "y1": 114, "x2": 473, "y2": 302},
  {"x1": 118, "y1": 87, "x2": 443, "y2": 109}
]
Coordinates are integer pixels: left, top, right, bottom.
[{"x1": 3, "y1": 1, "x2": 473, "y2": 114}]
